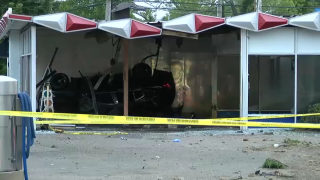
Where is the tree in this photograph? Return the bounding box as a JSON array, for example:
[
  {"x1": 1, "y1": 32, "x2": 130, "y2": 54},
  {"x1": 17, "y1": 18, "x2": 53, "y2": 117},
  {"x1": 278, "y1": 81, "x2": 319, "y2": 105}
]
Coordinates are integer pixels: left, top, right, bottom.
[
  {"x1": 0, "y1": 0, "x2": 58, "y2": 15},
  {"x1": 133, "y1": 9, "x2": 157, "y2": 22},
  {"x1": 161, "y1": 0, "x2": 320, "y2": 19},
  {"x1": 58, "y1": 0, "x2": 156, "y2": 21},
  {"x1": 58, "y1": 0, "x2": 106, "y2": 20}
]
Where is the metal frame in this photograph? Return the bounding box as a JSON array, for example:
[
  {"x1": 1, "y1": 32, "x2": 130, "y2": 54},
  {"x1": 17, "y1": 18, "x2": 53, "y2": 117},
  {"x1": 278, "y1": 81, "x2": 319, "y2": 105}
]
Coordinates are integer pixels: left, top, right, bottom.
[
  {"x1": 244, "y1": 27, "x2": 300, "y2": 128},
  {"x1": 31, "y1": 25, "x2": 37, "y2": 130},
  {"x1": 294, "y1": 27, "x2": 298, "y2": 123},
  {"x1": 240, "y1": 29, "x2": 249, "y2": 130}
]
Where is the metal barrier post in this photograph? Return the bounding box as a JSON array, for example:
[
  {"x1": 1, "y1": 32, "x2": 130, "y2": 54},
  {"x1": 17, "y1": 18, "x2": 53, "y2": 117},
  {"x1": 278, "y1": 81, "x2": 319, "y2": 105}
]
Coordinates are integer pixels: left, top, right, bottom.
[{"x1": 0, "y1": 76, "x2": 24, "y2": 180}]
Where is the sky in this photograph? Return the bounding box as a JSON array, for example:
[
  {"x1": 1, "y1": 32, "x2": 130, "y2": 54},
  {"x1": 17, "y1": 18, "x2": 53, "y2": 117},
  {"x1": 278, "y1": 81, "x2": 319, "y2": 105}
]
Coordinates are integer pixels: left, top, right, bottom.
[{"x1": 133, "y1": 1, "x2": 169, "y2": 20}]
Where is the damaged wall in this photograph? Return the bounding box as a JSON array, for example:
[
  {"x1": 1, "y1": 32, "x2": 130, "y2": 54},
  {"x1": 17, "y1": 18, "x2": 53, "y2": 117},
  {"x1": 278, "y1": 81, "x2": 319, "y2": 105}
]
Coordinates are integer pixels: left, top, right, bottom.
[{"x1": 36, "y1": 28, "x2": 123, "y2": 83}]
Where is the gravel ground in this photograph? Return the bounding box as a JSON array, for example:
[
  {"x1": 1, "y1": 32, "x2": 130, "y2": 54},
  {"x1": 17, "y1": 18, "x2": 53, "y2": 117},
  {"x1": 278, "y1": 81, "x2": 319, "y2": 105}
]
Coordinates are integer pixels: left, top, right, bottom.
[{"x1": 28, "y1": 129, "x2": 320, "y2": 180}]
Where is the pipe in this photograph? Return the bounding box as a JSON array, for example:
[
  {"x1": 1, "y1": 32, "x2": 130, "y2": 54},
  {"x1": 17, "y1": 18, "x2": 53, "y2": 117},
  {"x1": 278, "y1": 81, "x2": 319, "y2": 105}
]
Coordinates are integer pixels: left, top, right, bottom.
[{"x1": 18, "y1": 92, "x2": 36, "y2": 180}]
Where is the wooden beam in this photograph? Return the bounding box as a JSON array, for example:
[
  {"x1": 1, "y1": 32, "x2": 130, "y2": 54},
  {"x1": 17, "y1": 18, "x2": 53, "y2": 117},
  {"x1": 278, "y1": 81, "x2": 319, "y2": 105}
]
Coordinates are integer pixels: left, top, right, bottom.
[
  {"x1": 162, "y1": 30, "x2": 198, "y2": 39},
  {"x1": 123, "y1": 39, "x2": 129, "y2": 116}
]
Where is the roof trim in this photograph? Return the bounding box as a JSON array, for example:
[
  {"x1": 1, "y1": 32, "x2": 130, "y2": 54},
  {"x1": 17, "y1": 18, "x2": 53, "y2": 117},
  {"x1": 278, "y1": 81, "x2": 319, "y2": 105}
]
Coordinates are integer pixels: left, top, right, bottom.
[{"x1": 1, "y1": 8, "x2": 320, "y2": 40}]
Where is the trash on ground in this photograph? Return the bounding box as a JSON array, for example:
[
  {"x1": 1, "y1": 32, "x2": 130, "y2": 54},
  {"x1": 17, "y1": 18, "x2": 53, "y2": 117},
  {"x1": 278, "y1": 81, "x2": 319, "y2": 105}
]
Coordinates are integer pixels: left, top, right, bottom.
[
  {"x1": 121, "y1": 137, "x2": 127, "y2": 140},
  {"x1": 173, "y1": 139, "x2": 181, "y2": 142}
]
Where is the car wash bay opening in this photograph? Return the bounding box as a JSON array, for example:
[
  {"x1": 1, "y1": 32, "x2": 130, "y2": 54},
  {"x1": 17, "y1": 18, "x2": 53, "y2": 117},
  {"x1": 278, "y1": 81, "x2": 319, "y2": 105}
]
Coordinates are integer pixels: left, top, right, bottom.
[{"x1": 4, "y1": 9, "x2": 320, "y2": 127}]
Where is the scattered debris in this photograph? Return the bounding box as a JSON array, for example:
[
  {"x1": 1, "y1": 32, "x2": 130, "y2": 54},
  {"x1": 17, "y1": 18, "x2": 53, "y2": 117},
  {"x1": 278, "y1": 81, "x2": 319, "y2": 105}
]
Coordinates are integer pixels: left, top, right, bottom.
[
  {"x1": 284, "y1": 138, "x2": 300, "y2": 144},
  {"x1": 274, "y1": 150, "x2": 286, "y2": 153},
  {"x1": 229, "y1": 176, "x2": 243, "y2": 180},
  {"x1": 274, "y1": 144, "x2": 279, "y2": 148},
  {"x1": 243, "y1": 138, "x2": 249, "y2": 142},
  {"x1": 262, "y1": 158, "x2": 287, "y2": 169},
  {"x1": 156, "y1": 156, "x2": 160, "y2": 159},
  {"x1": 121, "y1": 137, "x2": 127, "y2": 140},
  {"x1": 173, "y1": 176, "x2": 184, "y2": 180},
  {"x1": 51, "y1": 145, "x2": 56, "y2": 148},
  {"x1": 263, "y1": 139, "x2": 267, "y2": 141},
  {"x1": 264, "y1": 132, "x2": 274, "y2": 135},
  {"x1": 173, "y1": 139, "x2": 181, "y2": 142}
]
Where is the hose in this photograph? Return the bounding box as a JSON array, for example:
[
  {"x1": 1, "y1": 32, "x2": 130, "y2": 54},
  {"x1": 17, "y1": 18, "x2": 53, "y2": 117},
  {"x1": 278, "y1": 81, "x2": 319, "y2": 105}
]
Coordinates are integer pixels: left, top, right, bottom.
[{"x1": 18, "y1": 92, "x2": 36, "y2": 180}]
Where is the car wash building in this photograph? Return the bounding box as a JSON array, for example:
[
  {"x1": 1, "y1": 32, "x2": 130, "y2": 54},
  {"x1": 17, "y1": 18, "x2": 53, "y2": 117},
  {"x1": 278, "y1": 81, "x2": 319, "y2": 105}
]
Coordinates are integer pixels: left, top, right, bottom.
[{"x1": 2, "y1": 7, "x2": 320, "y2": 128}]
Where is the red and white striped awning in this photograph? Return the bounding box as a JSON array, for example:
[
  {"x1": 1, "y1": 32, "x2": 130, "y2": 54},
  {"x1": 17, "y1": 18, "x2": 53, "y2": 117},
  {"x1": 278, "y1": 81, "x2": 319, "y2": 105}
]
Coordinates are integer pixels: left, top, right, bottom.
[
  {"x1": 0, "y1": 9, "x2": 162, "y2": 39},
  {"x1": 98, "y1": 18, "x2": 162, "y2": 39},
  {"x1": 2, "y1": 8, "x2": 320, "y2": 40}
]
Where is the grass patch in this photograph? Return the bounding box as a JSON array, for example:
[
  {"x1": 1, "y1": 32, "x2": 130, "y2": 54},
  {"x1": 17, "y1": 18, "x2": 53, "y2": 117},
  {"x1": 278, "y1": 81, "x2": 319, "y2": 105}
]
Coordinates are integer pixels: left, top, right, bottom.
[
  {"x1": 284, "y1": 138, "x2": 300, "y2": 144},
  {"x1": 262, "y1": 158, "x2": 287, "y2": 169}
]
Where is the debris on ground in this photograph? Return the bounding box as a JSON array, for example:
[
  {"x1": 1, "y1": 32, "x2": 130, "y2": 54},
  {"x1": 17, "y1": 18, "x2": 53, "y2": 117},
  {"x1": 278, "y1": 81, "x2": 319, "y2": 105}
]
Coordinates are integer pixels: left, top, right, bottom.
[
  {"x1": 51, "y1": 145, "x2": 56, "y2": 148},
  {"x1": 264, "y1": 132, "x2": 274, "y2": 135},
  {"x1": 120, "y1": 137, "x2": 127, "y2": 140},
  {"x1": 274, "y1": 150, "x2": 286, "y2": 153},
  {"x1": 284, "y1": 138, "x2": 300, "y2": 145},
  {"x1": 173, "y1": 139, "x2": 181, "y2": 142},
  {"x1": 173, "y1": 176, "x2": 184, "y2": 180},
  {"x1": 262, "y1": 158, "x2": 287, "y2": 169},
  {"x1": 243, "y1": 138, "x2": 249, "y2": 142},
  {"x1": 250, "y1": 170, "x2": 294, "y2": 178}
]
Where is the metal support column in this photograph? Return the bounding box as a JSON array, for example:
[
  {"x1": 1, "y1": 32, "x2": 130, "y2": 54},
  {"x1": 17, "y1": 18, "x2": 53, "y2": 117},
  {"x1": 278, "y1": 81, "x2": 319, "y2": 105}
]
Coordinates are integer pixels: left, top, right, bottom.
[
  {"x1": 240, "y1": 29, "x2": 249, "y2": 130},
  {"x1": 294, "y1": 28, "x2": 298, "y2": 123},
  {"x1": 31, "y1": 26, "x2": 37, "y2": 130}
]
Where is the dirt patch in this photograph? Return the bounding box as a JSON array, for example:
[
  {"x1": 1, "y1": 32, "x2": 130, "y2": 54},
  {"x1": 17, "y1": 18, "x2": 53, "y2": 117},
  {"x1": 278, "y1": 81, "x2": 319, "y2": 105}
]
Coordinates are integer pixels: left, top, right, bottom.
[{"x1": 28, "y1": 130, "x2": 320, "y2": 180}]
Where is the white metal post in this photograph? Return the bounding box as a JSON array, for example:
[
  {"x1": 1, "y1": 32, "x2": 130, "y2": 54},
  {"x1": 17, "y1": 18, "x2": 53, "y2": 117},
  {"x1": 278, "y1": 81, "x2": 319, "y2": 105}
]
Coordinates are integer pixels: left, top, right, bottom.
[
  {"x1": 294, "y1": 28, "x2": 298, "y2": 123},
  {"x1": 8, "y1": 30, "x2": 21, "y2": 88},
  {"x1": 31, "y1": 26, "x2": 37, "y2": 130},
  {"x1": 240, "y1": 29, "x2": 249, "y2": 130}
]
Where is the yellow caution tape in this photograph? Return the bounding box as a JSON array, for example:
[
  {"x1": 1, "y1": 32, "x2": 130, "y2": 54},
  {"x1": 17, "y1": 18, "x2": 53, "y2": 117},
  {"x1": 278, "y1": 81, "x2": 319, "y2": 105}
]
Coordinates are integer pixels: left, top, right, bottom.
[
  {"x1": 1, "y1": 110, "x2": 320, "y2": 129},
  {"x1": 1, "y1": 110, "x2": 320, "y2": 121}
]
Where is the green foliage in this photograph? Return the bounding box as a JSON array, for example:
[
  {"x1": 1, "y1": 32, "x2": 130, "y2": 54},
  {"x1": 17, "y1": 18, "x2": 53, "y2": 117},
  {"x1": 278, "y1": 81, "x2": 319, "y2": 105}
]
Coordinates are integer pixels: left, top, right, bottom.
[
  {"x1": 58, "y1": 0, "x2": 106, "y2": 20},
  {"x1": 262, "y1": 158, "x2": 287, "y2": 169},
  {"x1": 300, "y1": 103, "x2": 320, "y2": 123},
  {"x1": 133, "y1": 9, "x2": 156, "y2": 22},
  {"x1": 0, "y1": 59, "x2": 6, "y2": 75},
  {"x1": 2, "y1": 0, "x2": 57, "y2": 15}
]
